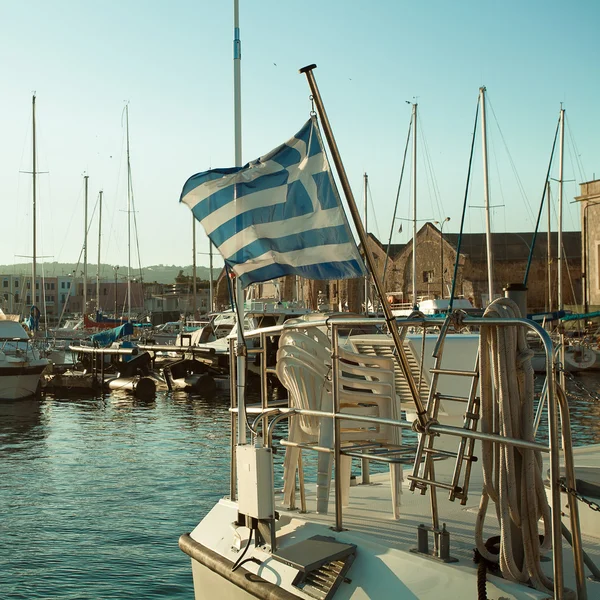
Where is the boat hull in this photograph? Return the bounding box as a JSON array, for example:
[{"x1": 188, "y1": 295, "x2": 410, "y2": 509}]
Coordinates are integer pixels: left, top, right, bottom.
[{"x1": 0, "y1": 363, "x2": 48, "y2": 400}]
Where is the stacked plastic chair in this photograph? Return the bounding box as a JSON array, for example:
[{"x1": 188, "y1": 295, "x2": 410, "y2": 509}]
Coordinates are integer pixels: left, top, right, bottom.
[{"x1": 276, "y1": 326, "x2": 403, "y2": 518}]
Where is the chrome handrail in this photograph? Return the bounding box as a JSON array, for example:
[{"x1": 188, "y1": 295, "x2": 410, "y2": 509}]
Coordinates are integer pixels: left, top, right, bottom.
[{"x1": 228, "y1": 314, "x2": 586, "y2": 600}]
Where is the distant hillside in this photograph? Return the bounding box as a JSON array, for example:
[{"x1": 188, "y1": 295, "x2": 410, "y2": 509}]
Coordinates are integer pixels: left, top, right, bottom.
[{"x1": 0, "y1": 262, "x2": 221, "y2": 284}]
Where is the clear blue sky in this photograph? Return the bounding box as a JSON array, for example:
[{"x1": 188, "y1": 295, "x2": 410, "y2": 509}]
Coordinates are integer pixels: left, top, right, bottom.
[{"x1": 1, "y1": 0, "x2": 598, "y2": 273}]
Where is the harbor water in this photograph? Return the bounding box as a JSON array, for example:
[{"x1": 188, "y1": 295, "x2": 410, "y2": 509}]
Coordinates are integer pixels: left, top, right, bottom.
[{"x1": 2, "y1": 374, "x2": 600, "y2": 599}]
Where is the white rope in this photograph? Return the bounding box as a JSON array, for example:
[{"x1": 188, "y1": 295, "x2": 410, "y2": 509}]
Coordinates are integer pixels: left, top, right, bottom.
[{"x1": 475, "y1": 297, "x2": 555, "y2": 594}]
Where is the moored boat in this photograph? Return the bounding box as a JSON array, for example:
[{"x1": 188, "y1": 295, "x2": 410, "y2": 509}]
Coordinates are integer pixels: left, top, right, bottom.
[{"x1": 0, "y1": 313, "x2": 49, "y2": 400}]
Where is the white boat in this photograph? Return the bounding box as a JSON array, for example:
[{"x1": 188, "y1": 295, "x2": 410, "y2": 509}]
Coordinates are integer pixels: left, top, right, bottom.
[
  {"x1": 180, "y1": 311, "x2": 599, "y2": 600},
  {"x1": 0, "y1": 314, "x2": 49, "y2": 400},
  {"x1": 178, "y1": 8, "x2": 598, "y2": 598},
  {"x1": 177, "y1": 301, "x2": 312, "y2": 367}
]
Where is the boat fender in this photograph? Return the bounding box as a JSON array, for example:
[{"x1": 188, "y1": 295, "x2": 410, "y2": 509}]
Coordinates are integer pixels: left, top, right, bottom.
[
  {"x1": 134, "y1": 377, "x2": 156, "y2": 400},
  {"x1": 194, "y1": 373, "x2": 216, "y2": 396}
]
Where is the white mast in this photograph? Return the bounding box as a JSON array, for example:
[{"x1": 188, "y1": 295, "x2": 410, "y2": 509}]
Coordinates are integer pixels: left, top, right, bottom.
[
  {"x1": 411, "y1": 103, "x2": 417, "y2": 308},
  {"x1": 125, "y1": 104, "x2": 132, "y2": 320},
  {"x1": 192, "y1": 217, "x2": 197, "y2": 318},
  {"x1": 233, "y1": 0, "x2": 246, "y2": 446},
  {"x1": 557, "y1": 107, "x2": 565, "y2": 390},
  {"x1": 480, "y1": 86, "x2": 494, "y2": 305},
  {"x1": 83, "y1": 174, "x2": 89, "y2": 318},
  {"x1": 557, "y1": 107, "x2": 565, "y2": 312},
  {"x1": 209, "y1": 241, "x2": 214, "y2": 312},
  {"x1": 363, "y1": 172, "x2": 369, "y2": 315},
  {"x1": 97, "y1": 190, "x2": 103, "y2": 312},
  {"x1": 31, "y1": 95, "x2": 37, "y2": 305},
  {"x1": 546, "y1": 181, "x2": 552, "y2": 313}
]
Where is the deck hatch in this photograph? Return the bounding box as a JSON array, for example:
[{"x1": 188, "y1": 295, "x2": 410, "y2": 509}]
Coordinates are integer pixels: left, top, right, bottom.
[{"x1": 272, "y1": 535, "x2": 355, "y2": 599}]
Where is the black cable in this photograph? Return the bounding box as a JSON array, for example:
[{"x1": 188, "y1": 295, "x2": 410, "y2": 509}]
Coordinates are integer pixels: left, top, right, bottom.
[{"x1": 231, "y1": 528, "x2": 254, "y2": 573}]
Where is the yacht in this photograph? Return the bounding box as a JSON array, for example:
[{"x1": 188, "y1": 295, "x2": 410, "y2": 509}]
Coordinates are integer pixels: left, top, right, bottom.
[
  {"x1": 0, "y1": 312, "x2": 49, "y2": 400},
  {"x1": 180, "y1": 311, "x2": 600, "y2": 600}
]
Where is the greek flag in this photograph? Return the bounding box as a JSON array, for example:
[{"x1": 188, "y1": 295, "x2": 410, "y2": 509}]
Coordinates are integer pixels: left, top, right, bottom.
[{"x1": 180, "y1": 117, "x2": 366, "y2": 288}]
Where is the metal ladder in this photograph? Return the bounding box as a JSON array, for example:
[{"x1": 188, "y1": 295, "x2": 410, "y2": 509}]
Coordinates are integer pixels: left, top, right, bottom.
[{"x1": 407, "y1": 316, "x2": 482, "y2": 561}]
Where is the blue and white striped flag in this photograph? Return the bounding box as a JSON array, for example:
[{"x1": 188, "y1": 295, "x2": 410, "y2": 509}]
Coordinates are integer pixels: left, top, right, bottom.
[{"x1": 180, "y1": 117, "x2": 366, "y2": 288}]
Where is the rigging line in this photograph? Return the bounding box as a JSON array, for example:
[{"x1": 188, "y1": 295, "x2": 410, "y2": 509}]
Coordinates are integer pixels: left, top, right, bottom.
[
  {"x1": 55, "y1": 178, "x2": 85, "y2": 262},
  {"x1": 416, "y1": 109, "x2": 445, "y2": 219},
  {"x1": 57, "y1": 253, "x2": 84, "y2": 327},
  {"x1": 365, "y1": 179, "x2": 381, "y2": 241},
  {"x1": 523, "y1": 116, "x2": 560, "y2": 285},
  {"x1": 449, "y1": 94, "x2": 480, "y2": 311},
  {"x1": 128, "y1": 172, "x2": 145, "y2": 286},
  {"x1": 486, "y1": 96, "x2": 535, "y2": 225},
  {"x1": 382, "y1": 111, "x2": 413, "y2": 286},
  {"x1": 565, "y1": 114, "x2": 586, "y2": 183}
]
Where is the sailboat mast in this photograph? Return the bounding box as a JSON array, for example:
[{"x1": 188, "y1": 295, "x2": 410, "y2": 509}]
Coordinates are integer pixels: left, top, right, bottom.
[
  {"x1": 83, "y1": 174, "x2": 89, "y2": 318},
  {"x1": 363, "y1": 172, "x2": 369, "y2": 315},
  {"x1": 480, "y1": 87, "x2": 494, "y2": 305},
  {"x1": 97, "y1": 190, "x2": 103, "y2": 312},
  {"x1": 546, "y1": 181, "x2": 552, "y2": 313},
  {"x1": 125, "y1": 104, "x2": 132, "y2": 319},
  {"x1": 411, "y1": 103, "x2": 417, "y2": 308},
  {"x1": 32, "y1": 95, "x2": 37, "y2": 304},
  {"x1": 233, "y1": 0, "x2": 247, "y2": 446},
  {"x1": 557, "y1": 107, "x2": 565, "y2": 312}
]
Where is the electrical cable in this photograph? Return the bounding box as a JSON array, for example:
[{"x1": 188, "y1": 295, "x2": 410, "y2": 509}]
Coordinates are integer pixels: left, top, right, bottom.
[{"x1": 231, "y1": 528, "x2": 254, "y2": 573}]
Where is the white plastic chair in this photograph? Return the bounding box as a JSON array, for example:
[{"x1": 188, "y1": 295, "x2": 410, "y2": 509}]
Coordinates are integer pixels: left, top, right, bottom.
[{"x1": 276, "y1": 329, "x2": 402, "y2": 518}]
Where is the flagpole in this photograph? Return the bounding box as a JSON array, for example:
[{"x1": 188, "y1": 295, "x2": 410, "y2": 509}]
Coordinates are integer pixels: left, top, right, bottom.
[
  {"x1": 233, "y1": 0, "x2": 247, "y2": 446},
  {"x1": 299, "y1": 64, "x2": 427, "y2": 428}
]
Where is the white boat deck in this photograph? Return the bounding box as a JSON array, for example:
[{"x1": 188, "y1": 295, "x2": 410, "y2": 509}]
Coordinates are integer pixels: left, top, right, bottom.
[{"x1": 190, "y1": 444, "x2": 600, "y2": 599}]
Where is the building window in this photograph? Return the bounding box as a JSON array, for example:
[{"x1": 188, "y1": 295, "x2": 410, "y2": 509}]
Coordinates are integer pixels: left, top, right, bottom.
[
  {"x1": 2, "y1": 279, "x2": 7, "y2": 288},
  {"x1": 14, "y1": 294, "x2": 19, "y2": 302},
  {"x1": 423, "y1": 270, "x2": 434, "y2": 283},
  {"x1": 15, "y1": 280, "x2": 19, "y2": 288},
  {"x1": 51, "y1": 283, "x2": 55, "y2": 290},
  {"x1": 36, "y1": 282, "x2": 39, "y2": 290},
  {"x1": 3, "y1": 293, "x2": 8, "y2": 301},
  {"x1": 26, "y1": 295, "x2": 31, "y2": 304},
  {"x1": 61, "y1": 281, "x2": 65, "y2": 289},
  {"x1": 61, "y1": 294, "x2": 66, "y2": 303}
]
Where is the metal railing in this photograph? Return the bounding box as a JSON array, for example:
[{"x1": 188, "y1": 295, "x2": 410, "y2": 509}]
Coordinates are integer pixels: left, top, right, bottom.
[{"x1": 227, "y1": 314, "x2": 587, "y2": 600}]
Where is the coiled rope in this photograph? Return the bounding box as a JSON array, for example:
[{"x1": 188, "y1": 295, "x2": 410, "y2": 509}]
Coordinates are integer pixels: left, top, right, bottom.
[{"x1": 475, "y1": 297, "x2": 555, "y2": 594}]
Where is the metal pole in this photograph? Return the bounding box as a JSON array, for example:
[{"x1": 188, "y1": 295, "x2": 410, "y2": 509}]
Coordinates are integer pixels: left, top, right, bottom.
[
  {"x1": 32, "y1": 95, "x2": 37, "y2": 307},
  {"x1": 583, "y1": 204, "x2": 588, "y2": 314},
  {"x1": 439, "y1": 217, "x2": 450, "y2": 299},
  {"x1": 558, "y1": 107, "x2": 564, "y2": 313},
  {"x1": 234, "y1": 0, "x2": 247, "y2": 446},
  {"x1": 83, "y1": 175, "x2": 88, "y2": 319},
  {"x1": 299, "y1": 64, "x2": 428, "y2": 427},
  {"x1": 412, "y1": 103, "x2": 418, "y2": 309},
  {"x1": 547, "y1": 182, "x2": 552, "y2": 313},
  {"x1": 480, "y1": 87, "x2": 494, "y2": 305},
  {"x1": 114, "y1": 266, "x2": 118, "y2": 316},
  {"x1": 209, "y1": 242, "x2": 214, "y2": 312},
  {"x1": 125, "y1": 104, "x2": 132, "y2": 320},
  {"x1": 192, "y1": 216, "x2": 197, "y2": 318},
  {"x1": 97, "y1": 190, "x2": 103, "y2": 312},
  {"x1": 363, "y1": 172, "x2": 369, "y2": 315},
  {"x1": 557, "y1": 108, "x2": 565, "y2": 390}
]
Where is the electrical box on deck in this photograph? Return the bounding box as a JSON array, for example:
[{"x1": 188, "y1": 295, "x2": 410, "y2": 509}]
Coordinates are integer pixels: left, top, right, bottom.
[{"x1": 236, "y1": 445, "x2": 275, "y2": 520}]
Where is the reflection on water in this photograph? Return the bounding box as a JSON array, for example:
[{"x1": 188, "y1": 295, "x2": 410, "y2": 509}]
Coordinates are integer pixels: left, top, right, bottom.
[
  {"x1": 0, "y1": 372, "x2": 599, "y2": 599},
  {"x1": 0, "y1": 390, "x2": 233, "y2": 600}
]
